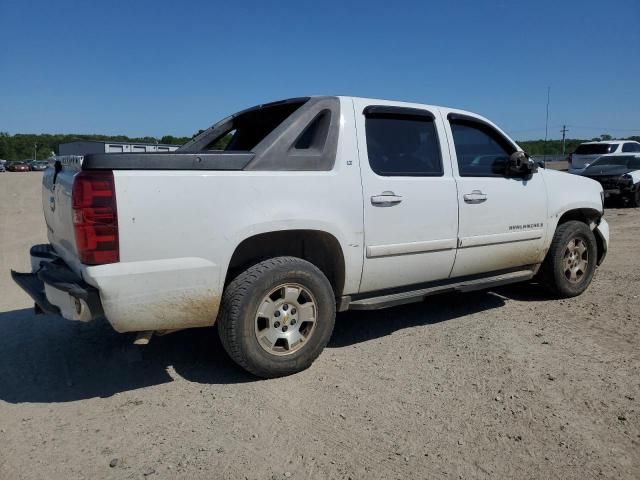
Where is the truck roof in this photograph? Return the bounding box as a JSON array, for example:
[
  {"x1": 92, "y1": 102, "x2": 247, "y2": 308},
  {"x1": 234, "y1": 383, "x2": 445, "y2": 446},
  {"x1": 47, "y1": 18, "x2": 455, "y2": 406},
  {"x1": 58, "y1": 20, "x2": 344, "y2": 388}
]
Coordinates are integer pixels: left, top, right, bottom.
[
  {"x1": 580, "y1": 140, "x2": 630, "y2": 145},
  {"x1": 335, "y1": 95, "x2": 487, "y2": 120}
]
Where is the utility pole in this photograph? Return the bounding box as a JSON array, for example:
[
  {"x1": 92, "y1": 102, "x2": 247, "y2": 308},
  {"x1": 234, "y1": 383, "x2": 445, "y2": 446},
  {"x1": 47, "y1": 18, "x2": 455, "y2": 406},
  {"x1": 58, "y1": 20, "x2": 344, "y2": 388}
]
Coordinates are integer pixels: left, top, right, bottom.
[
  {"x1": 560, "y1": 125, "x2": 568, "y2": 155},
  {"x1": 34, "y1": 143, "x2": 38, "y2": 161}
]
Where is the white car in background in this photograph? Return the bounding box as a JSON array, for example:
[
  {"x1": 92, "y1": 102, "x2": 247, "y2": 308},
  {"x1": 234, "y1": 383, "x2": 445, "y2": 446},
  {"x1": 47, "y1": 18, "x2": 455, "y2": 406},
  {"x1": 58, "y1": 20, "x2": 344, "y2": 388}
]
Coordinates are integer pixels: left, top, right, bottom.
[{"x1": 569, "y1": 140, "x2": 640, "y2": 174}]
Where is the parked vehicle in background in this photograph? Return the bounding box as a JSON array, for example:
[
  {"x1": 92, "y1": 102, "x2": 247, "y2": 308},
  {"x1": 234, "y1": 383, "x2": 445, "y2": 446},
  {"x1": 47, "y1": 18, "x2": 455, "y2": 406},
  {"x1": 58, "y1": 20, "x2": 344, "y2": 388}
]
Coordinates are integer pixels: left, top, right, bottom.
[
  {"x1": 0, "y1": 163, "x2": 5, "y2": 172},
  {"x1": 7, "y1": 162, "x2": 30, "y2": 172},
  {"x1": 569, "y1": 140, "x2": 640, "y2": 174},
  {"x1": 581, "y1": 154, "x2": 640, "y2": 207},
  {"x1": 29, "y1": 161, "x2": 49, "y2": 171},
  {"x1": 11, "y1": 96, "x2": 609, "y2": 378}
]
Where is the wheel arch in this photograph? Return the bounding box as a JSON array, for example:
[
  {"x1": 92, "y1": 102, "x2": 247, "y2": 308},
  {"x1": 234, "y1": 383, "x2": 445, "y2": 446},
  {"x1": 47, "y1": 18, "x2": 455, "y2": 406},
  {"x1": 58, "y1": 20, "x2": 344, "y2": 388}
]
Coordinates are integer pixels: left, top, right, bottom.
[
  {"x1": 225, "y1": 229, "x2": 346, "y2": 296},
  {"x1": 555, "y1": 208, "x2": 606, "y2": 265},
  {"x1": 556, "y1": 207, "x2": 602, "y2": 226}
]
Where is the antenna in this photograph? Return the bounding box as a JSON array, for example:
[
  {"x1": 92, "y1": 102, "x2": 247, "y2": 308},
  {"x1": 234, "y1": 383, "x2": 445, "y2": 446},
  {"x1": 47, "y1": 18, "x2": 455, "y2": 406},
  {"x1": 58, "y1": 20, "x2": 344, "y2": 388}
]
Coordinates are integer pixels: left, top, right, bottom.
[{"x1": 543, "y1": 87, "x2": 550, "y2": 163}]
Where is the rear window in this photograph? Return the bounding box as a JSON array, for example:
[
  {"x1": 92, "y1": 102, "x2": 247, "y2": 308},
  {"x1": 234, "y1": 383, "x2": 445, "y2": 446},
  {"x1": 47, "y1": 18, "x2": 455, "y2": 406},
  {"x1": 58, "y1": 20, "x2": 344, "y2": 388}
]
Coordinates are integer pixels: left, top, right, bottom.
[
  {"x1": 575, "y1": 143, "x2": 618, "y2": 155},
  {"x1": 203, "y1": 101, "x2": 306, "y2": 151}
]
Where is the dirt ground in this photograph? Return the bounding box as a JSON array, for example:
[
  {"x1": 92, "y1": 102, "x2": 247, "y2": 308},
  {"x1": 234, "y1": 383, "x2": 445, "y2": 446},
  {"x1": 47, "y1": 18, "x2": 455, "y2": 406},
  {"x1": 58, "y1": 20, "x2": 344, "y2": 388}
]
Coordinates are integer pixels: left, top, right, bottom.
[{"x1": 0, "y1": 172, "x2": 638, "y2": 480}]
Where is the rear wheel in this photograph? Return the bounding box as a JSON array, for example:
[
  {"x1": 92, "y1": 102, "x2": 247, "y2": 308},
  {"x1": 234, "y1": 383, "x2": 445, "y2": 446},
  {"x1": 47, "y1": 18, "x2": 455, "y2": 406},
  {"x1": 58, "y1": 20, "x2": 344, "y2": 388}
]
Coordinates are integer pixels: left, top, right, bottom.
[
  {"x1": 539, "y1": 221, "x2": 597, "y2": 298},
  {"x1": 217, "y1": 257, "x2": 336, "y2": 378}
]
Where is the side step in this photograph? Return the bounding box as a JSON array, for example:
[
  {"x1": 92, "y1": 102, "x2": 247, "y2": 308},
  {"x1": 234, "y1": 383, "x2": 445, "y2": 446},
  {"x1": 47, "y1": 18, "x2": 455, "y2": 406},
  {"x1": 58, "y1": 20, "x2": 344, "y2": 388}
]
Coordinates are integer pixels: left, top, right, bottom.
[{"x1": 347, "y1": 270, "x2": 534, "y2": 311}]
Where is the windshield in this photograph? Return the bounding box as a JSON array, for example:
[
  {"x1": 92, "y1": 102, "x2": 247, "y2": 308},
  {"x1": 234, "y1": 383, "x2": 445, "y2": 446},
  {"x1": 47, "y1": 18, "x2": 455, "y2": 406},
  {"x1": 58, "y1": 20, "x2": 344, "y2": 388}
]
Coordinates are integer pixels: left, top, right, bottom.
[{"x1": 575, "y1": 143, "x2": 617, "y2": 155}]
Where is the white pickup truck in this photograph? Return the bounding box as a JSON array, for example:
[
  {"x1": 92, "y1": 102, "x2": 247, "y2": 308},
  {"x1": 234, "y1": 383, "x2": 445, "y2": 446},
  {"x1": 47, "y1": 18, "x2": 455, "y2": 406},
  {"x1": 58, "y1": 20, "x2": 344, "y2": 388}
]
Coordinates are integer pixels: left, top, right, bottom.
[{"x1": 12, "y1": 96, "x2": 609, "y2": 377}]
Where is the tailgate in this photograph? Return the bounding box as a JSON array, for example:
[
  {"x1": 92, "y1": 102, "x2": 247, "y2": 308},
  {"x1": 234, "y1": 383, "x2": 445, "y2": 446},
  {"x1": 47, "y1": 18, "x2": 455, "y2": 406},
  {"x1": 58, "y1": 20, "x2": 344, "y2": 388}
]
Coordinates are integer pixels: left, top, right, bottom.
[{"x1": 42, "y1": 156, "x2": 82, "y2": 270}]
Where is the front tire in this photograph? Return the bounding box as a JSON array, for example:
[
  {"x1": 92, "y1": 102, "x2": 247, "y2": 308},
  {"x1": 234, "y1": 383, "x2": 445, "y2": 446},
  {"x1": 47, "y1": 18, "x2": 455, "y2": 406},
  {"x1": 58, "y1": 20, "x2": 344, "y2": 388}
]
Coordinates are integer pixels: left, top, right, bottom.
[
  {"x1": 217, "y1": 257, "x2": 336, "y2": 378},
  {"x1": 539, "y1": 221, "x2": 597, "y2": 298}
]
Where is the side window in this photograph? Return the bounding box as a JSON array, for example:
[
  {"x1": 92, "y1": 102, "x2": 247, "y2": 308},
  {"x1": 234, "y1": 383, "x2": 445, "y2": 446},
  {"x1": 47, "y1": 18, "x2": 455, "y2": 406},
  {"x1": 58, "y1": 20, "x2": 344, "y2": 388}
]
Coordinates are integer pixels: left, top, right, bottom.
[
  {"x1": 364, "y1": 110, "x2": 443, "y2": 176},
  {"x1": 449, "y1": 119, "x2": 516, "y2": 177},
  {"x1": 622, "y1": 143, "x2": 638, "y2": 153}
]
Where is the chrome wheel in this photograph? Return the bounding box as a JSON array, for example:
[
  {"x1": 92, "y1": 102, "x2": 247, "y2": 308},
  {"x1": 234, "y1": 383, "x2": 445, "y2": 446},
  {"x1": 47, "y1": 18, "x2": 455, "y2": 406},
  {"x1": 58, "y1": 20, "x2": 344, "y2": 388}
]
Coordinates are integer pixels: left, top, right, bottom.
[
  {"x1": 563, "y1": 238, "x2": 589, "y2": 283},
  {"x1": 254, "y1": 283, "x2": 318, "y2": 356}
]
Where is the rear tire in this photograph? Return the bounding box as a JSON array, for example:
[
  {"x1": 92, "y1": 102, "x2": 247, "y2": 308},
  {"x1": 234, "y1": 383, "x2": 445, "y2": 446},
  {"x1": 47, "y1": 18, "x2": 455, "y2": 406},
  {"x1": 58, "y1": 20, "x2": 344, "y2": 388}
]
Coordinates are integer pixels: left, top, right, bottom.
[
  {"x1": 539, "y1": 221, "x2": 597, "y2": 298},
  {"x1": 217, "y1": 257, "x2": 336, "y2": 378}
]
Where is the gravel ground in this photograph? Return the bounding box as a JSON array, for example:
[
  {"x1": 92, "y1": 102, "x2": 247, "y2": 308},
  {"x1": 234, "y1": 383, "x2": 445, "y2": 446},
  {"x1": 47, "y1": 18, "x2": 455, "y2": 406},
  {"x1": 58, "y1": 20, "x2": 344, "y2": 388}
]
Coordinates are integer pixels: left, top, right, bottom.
[{"x1": 0, "y1": 172, "x2": 638, "y2": 480}]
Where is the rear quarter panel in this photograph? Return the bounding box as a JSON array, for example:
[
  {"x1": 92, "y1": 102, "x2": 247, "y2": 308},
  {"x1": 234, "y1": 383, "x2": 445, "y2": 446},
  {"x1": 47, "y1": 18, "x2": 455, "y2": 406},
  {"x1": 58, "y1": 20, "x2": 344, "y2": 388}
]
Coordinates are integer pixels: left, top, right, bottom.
[{"x1": 85, "y1": 99, "x2": 364, "y2": 332}]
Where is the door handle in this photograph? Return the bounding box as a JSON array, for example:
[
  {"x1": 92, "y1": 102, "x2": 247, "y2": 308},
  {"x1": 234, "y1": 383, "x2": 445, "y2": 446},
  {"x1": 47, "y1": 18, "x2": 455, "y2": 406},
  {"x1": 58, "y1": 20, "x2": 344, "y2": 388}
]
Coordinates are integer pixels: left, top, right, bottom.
[
  {"x1": 371, "y1": 191, "x2": 403, "y2": 207},
  {"x1": 463, "y1": 190, "x2": 487, "y2": 203}
]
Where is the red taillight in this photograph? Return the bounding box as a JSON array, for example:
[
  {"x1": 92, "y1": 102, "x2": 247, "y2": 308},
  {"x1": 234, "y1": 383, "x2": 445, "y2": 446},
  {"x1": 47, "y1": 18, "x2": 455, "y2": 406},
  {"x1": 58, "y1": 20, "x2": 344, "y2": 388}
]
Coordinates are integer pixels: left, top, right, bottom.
[{"x1": 72, "y1": 170, "x2": 119, "y2": 265}]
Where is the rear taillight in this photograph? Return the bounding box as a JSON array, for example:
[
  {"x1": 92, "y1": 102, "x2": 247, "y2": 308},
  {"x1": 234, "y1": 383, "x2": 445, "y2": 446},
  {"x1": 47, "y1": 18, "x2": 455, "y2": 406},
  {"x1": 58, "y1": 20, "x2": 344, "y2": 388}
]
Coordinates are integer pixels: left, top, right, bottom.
[{"x1": 72, "y1": 170, "x2": 119, "y2": 265}]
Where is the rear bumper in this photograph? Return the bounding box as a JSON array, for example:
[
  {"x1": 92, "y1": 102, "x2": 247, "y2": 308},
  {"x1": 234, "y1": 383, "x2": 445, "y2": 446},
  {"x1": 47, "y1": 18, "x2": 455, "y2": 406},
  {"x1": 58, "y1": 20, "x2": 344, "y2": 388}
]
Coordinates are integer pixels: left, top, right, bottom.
[
  {"x1": 13, "y1": 244, "x2": 221, "y2": 333},
  {"x1": 11, "y1": 245, "x2": 104, "y2": 322}
]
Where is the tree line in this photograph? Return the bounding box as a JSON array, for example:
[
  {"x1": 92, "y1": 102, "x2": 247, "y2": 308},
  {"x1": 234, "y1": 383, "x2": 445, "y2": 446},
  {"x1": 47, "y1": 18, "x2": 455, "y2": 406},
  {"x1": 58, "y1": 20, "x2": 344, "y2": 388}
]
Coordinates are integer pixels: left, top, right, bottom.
[{"x1": 1, "y1": 131, "x2": 638, "y2": 161}]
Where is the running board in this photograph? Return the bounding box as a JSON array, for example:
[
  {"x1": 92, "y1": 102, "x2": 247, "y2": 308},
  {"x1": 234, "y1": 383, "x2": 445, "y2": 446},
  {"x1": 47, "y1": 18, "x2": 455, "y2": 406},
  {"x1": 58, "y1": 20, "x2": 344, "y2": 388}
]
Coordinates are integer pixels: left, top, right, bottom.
[{"x1": 346, "y1": 270, "x2": 534, "y2": 311}]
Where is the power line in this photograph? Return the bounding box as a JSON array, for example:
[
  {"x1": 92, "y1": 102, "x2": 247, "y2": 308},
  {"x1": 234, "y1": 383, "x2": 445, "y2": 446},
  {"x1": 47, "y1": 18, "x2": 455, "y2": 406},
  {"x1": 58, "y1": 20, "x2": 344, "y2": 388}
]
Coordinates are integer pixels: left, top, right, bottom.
[
  {"x1": 564, "y1": 125, "x2": 640, "y2": 132},
  {"x1": 507, "y1": 125, "x2": 640, "y2": 136}
]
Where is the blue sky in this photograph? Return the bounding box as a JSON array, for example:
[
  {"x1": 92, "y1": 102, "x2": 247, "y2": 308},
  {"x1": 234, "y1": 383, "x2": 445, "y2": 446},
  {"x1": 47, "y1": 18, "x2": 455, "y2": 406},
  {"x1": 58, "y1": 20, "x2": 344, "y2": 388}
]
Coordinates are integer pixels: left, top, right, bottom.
[{"x1": 1, "y1": 0, "x2": 638, "y2": 140}]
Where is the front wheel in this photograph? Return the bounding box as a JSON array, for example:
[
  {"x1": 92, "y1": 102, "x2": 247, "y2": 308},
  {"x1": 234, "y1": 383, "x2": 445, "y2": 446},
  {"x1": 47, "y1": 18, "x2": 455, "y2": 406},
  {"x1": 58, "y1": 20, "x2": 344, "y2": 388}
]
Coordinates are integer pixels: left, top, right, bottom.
[
  {"x1": 217, "y1": 257, "x2": 336, "y2": 378},
  {"x1": 539, "y1": 221, "x2": 598, "y2": 298}
]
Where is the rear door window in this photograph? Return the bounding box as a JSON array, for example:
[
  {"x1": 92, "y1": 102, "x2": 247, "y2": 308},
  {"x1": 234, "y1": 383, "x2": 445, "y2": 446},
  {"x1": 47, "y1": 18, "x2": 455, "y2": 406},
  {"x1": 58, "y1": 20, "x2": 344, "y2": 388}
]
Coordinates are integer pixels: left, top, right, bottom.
[
  {"x1": 365, "y1": 107, "x2": 444, "y2": 177},
  {"x1": 622, "y1": 143, "x2": 639, "y2": 152},
  {"x1": 364, "y1": 108, "x2": 443, "y2": 176}
]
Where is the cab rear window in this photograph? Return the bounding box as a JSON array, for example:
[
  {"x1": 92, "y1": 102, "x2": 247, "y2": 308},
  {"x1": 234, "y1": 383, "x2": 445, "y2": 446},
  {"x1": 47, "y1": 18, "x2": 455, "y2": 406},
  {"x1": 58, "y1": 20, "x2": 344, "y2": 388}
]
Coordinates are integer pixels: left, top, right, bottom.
[
  {"x1": 180, "y1": 99, "x2": 309, "y2": 153},
  {"x1": 208, "y1": 101, "x2": 306, "y2": 151}
]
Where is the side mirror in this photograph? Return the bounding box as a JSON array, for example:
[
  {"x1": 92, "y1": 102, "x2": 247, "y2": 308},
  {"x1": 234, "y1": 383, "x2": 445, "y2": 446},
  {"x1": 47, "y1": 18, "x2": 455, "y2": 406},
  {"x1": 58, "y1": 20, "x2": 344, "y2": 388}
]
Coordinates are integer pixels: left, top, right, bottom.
[{"x1": 507, "y1": 151, "x2": 537, "y2": 177}]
